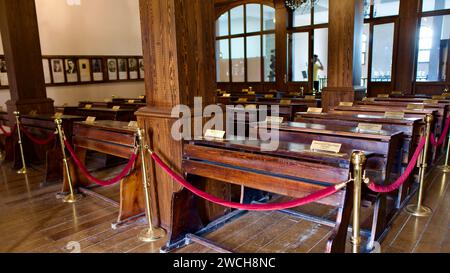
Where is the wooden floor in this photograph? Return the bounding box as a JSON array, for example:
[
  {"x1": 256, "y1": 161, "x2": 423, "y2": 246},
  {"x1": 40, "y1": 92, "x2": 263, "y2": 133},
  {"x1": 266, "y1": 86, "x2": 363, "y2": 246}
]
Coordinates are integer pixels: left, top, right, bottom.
[{"x1": 0, "y1": 160, "x2": 448, "y2": 253}]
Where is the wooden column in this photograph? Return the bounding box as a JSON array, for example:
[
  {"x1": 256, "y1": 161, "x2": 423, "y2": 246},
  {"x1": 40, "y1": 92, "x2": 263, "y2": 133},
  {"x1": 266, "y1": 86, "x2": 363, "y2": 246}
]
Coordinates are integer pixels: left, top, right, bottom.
[
  {"x1": 322, "y1": 0, "x2": 364, "y2": 112},
  {"x1": 275, "y1": 0, "x2": 288, "y2": 91},
  {"x1": 0, "y1": 0, "x2": 53, "y2": 121},
  {"x1": 394, "y1": 0, "x2": 420, "y2": 94},
  {"x1": 137, "y1": 0, "x2": 217, "y2": 228}
]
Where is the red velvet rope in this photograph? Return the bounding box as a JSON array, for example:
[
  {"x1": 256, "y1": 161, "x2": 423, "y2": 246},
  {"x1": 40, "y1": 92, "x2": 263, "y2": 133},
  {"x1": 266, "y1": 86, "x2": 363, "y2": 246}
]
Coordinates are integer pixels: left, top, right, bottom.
[
  {"x1": 20, "y1": 125, "x2": 56, "y2": 145},
  {"x1": 367, "y1": 136, "x2": 426, "y2": 193},
  {"x1": 64, "y1": 138, "x2": 138, "y2": 186},
  {"x1": 0, "y1": 125, "x2": 16, "y2": 138},
  {"x1": 431, "y1": 116, "x2": 450, "y2": 147},
  {"x1": 150, "y1": 152, "x2": 342, "y2": 211}
]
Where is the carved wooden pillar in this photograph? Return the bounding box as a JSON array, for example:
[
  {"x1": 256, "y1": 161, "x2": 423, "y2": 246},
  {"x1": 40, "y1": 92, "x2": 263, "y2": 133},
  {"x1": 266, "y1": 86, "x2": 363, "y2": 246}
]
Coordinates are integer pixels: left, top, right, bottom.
[
  {"x1": 137, "y1": 0, "x2": 216, "y2": 228},
  {"x1": 322, "y1": 0, "x2": 364, "y2": 112},
  {"x1": 0, "y1": 0, "x2": 54, "y2": 122}
]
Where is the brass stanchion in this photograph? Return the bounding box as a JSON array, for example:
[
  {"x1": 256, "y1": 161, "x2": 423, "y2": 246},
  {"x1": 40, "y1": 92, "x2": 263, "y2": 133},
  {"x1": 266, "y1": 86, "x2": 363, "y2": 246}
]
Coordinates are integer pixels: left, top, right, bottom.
[
  {"x1": 137, "y1": 129, "x2": 166, "y2": 242},
  {"x1": 14, "y1": 111, "x2": 27, "y2": 174},
  {"x1": 438, "y1": 131, "x2": 450, "y2": 173},
  {"x1": 55, "y1": 118, "x2": 82, "y2": 203},
  {"x1": 406, "y1": 114, "x2": 433, "y2": 217},
  {"x1": 351, "y1": 151, "x2": 366, "y2": 254}
]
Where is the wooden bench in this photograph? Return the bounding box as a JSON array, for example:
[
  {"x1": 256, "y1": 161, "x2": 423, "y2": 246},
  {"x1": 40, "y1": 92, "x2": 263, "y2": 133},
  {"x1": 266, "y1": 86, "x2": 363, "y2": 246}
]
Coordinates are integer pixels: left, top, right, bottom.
[{"x1": 62, "y1": 107, "x2": 136, "y2": 121}]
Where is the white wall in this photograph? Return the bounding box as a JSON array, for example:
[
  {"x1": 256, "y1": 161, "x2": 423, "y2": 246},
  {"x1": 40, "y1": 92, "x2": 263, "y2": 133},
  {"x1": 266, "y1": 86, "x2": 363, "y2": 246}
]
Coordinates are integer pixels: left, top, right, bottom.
[{"x1": 0, "y1": 0, "x2": 144, "y2": 107}]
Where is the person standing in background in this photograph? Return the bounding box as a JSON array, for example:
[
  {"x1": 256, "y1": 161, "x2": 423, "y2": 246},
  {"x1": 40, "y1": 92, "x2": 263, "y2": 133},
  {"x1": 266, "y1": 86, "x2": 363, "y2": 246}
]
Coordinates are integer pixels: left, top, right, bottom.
[{"x1": 313, "y1": 55, "x2": 324, "y2": 92}]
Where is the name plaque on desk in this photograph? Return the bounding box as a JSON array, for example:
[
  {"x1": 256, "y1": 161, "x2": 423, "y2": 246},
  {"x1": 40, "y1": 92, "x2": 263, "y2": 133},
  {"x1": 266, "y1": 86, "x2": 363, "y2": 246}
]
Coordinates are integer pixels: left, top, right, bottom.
[
  {"x1": 265, "y1": 116, "x2": 284, "y2": 124},
  {"x1": 407, "y1": 104, "x2": 425, "y2": 110},
  {"x1": 310, "y1": 141, "x2": 342, "y2": 154},
  {"x1": 139, "y1": 95, "x2": 145, "y2": 99},
  {"x1": 248, "y1": 91, "x2": 255, "y2": 95},
  {"x1": 237, "y1": 98, "x2": 248, "y2": 103},
  {"x1": 339, "y1": 102, "x2": 353, "y2": 107},
  {"x1": 363, "y1": 97, "x2": 375, "y2": 102},
  {"x1": 358, "y1": 123, "x2": 382, "y2": 132},
  {"x1": 385, "y1": 111, "x2": 405, "y2": 119},
  {"x1": 112, "y1": 106, "x2": 121, "y2": 111},
  {"x1": 305, "y1": 95, "x2": 316, "y2": 100},
  {"x1": 442, "y1": 93, "x2": 450, "y2": 97},
  {"x1": 242, "y1": 89, "x2": 249, "y2": 93},
  {"x1": 307, "y1": 107, "x2": 323, "y2": 114},
  {"x1": 204, "y1": 129, "x2": 225, "y2": 140},
  {"x1": 85, "y1": 116, "x2": 96, "y2": 124},
  {"x1": 377, "y1": 94, "x2": 389, "y2": 98},
  {"x1": 222, "y1": 93, "x2": 231, "y2": 97},
  {"x1": 424, "y1": 99, "x2": 439, "y2": 105},
  {"x1": 127, "y1": 121, "x2": 138, "y2": 128},
  {"x1": 432, "y1": 95, "x2": 445, "y2": 100},
  {"x1": 265, "y1": 94, "x2": 275, "y2": 99},
  {"x1": 128, "y1": 100, "x2": 135, "y2": 104},
  {"x1": 280, "y1": 100, "x2": 292, "y2": 105},
  {"x1": 391, "y1": 91, "x2": 403, "y2": 95},
  {"x1": 85, "y1": 104, "x2": 92, "y2": 109},
  {"x1": 245, "y1": 104, "x2": 257, "y2": 110}
]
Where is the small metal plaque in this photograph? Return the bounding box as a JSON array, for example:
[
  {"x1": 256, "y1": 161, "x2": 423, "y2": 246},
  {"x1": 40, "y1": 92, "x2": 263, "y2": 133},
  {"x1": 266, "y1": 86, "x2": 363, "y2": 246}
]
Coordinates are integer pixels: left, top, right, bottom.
[
  {"x1": 280, "y1": 99, "x2": 292, "y2": 105},
  {"x1": 432, "y1": 95, "x2": 445, "y2": 100},
  {"x1": 424, "y1": 99, "x2": 439, "y2": 105},
  {"x1": 363, "y1": 97, "x2": 376, "y2": 102},
  {"x1": 85, "y1": 104, "x2": 92, "y2": 109},
  {"x1": 139, "y1": 95, "x2": 145, "y2": 99},
  {"x1": 237, "y1": 98, "x2": 248, "y2": 103},
  {"x1": 85, "y1": 116, "x2": 96, "y2": 124},
  {"x1": 407, "y1": 104, "x2": 425, "y2": 110},
  {"x1": 391, "y1": 91, "x2": 403, "y2": 95},
  {"x1": 310, "y1": 140, "x2": 342, "y2": 154},
  {"x1": 307, "y1": 107, "x2": 323, "y2": 114},
  {"x1": 265, "y1": 94, "x2": 275, "y2": 99},
  {"x1": 204, "y1": 129, "x2": 225, "y2": 139},
  {"x1": 222, "y1": 93, "x2": 231, "y2": 97},
  {"x1": 128, "y1": 121, "x2": 138, "y2": 128},
  {"x1": 112, "y1": 106, "x2": 121, "y2": 110},
  {"x1": 245, "y1": 104, "x2": 257, "y2": 110},
  {"x1": 265, "y1": 116, "x2": 284, "y2": 124},
  {"x1": 377, "y1": 94, "x2": 389, "y2": 98},
  {"x1": 242, "y1": 89, "x2": 249, "y2": 93},
  {"x1": 248, "y1": 91, "x2": 255, "y2": 95},
  {"x1": 339, "y1": 102, "x2": 354, "y2": 107},
  {"x1": 358, "y1": 123, "x2": 382, "y2": 132},
  {"x1": 128, "y1": 100, "x2": 135, "y2": 104},
  {"x1": 385, "y1": 111, "x2": 405, "y2": 119},
  {"x1": 305, "y1": 95, "x2": 316, "y2": 100}
]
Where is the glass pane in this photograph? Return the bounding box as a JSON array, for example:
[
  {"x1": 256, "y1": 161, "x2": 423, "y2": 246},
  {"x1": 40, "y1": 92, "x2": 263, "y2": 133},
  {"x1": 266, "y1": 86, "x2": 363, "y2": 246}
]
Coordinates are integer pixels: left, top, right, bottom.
[
  {"x1": 374, "y1": 0, "x2": 400, "y2": 18},
  {"x1": 246, "y1": 4, "x2": 261, "y2": 33},
  {"x1": 371, "y1": 23, "x2": 394, "y2": 82},
  {"x1": 247, "y1": 36, "x2": 261, "y2": 82},
  {"x1": 216, "y1": 12, "x2": 229, "y2": 37},
  {"x1": 364, "y1": 0, "x2": 371, "y2": 19},
  {"x1": 313, "y1": 28, "x2": 328, "y2": 91},
  {"x1": 263, "y1": 5, "x2": 275, "y2": 31},
  {"x1": 291, "y1": 32, "x2": 309, "y2": 82},
  {"x1": 231, "y1": 37, "x2": 245, "y2": 82},
  {"x1": 263, "y1": 34, "x2": 276, "y2": 82},
  {"x1": 314, "y1": 0, "x2": 329, "y2": 25},
  {"x1": 216, "y1": 39, "x2": 230, "y2": 82},
  {"x1": 293, "y1": 6, "x2": 311, "y2": 27},
  {"x1": 422, "y1": 0, "x2": 450, "y2": 12},
  {"x1": 362, "y1": 23, "x2": 370, "y2": 87},
  {"x1": 416, "y1": 15, "x2": 450, "y2": 82},
  {"x1": 230, "y1": 6, "x2": 244, "y2": 35}
]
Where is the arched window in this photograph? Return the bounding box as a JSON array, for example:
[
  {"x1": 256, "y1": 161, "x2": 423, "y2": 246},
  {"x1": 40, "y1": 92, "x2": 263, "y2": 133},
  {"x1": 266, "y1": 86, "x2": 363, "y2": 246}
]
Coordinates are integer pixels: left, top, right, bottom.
[{"x1": 215, "y1": 4, "x2": 276, "y2": 83}]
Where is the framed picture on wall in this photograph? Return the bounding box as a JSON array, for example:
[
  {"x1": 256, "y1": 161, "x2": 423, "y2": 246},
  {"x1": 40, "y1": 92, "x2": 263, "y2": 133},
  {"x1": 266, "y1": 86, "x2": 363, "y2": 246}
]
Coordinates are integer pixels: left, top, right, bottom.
[
  {"x1": 65, "y1": 58, "x2": 78, "y2": 83},
  {"x1": 51, "y1": 59, "x2": 65, "y2": 83},
  {"x1": 92, "y1": 58, "x2": 104, "y2": 81},
  {"x1": 118, "y1": 58, "x2": 128, "y2": 80},
  {"x1": 0, "y1": 58, "x2": 8, "y2": 86},
  {"x1": 78, "y1": 58, "x2": 91, "y2": 82},
  {"x1": 138, "y1": 58, "x2": 144, "y2": 79},
  {"x1": 128, "y1": 58, "x2": 138, "y2": 79},
  {"x1": 42, "y1": 59, "x2": 51, "y2": 84},
  {"x1": 107, "y1": 58, "x2": 118, "y2": 81}
]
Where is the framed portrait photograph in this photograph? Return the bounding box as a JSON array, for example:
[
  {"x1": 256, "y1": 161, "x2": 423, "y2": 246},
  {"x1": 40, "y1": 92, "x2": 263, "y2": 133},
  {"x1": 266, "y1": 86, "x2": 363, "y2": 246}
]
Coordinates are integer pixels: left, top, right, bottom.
[
  {"x1": 118, "y1": 58, "x2": 128, "y2": 80},
  {"x1": 128, "y1": 58, "x2": 138, "y2": 79},
  {"x1": 78, "y1": 58, "x2": 91, "y2": 82},
  {"x1": 92, "y1": 58, "x2": 103, "y2": 81},
  {"x1": 42, "y1": 59, "x2": 51, "y2": 84},
  {"x1": 65, "y1": 58, "x2": 78, "y2": 83},
  {"x1": 138, "y1": 58, "x2": 144, "y2": 79},
  {"x1": 0, "y1": 58, "x2": 8, "y2": 86},
  {"x1": 51, "y1": 59, "x2": 65, "y2": 83},
  {"x1": 107, "y1": 58, "x2": 118, "y2": 81}
]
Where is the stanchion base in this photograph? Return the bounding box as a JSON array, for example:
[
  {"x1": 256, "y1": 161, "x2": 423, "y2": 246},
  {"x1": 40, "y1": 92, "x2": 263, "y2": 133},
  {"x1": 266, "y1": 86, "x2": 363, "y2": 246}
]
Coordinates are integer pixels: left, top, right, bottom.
[
  {"x1": 138, "y1": 227, "x2": 166, "y2": 243},
  {"x1": 405, "y1": 204, "x2": 432, "y2": 217},
  {"x1": 16, "y1": 167, "x2": 27, "y2": 174},
  {"x1": 438, "y1": 165, "x2": 450, "y2": 173},
  {"x1": 63, "y1": 193, "x2": 83, "y2": 203}
]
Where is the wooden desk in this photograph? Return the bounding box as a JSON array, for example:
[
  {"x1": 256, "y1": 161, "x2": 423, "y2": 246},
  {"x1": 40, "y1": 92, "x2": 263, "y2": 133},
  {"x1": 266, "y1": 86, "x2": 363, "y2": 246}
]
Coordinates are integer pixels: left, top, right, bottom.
[
  {"x1": 226, "y1": 101, "x2": 308, "y2": 121},
  {"x1": 112, "y1": 97, "x2": 146, "y2": 103},
  {"x1": 167, "y1": 138, "x2": 371, "y2": 253},
  {"x1": 63, "y1": 107, "x2": 136, "y2": 121},
  {"x1": 65, "y1": 120, "x2": 144, "y2": 227},
  {"x1": 256, "y1": 98, "x2": 321, "y2": 108}
]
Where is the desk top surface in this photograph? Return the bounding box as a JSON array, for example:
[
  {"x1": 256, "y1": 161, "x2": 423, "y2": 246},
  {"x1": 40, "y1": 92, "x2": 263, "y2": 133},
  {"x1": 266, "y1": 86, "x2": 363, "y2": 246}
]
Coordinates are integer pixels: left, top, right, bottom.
[{"x1": 296, "y1": 112, "x2": 422, "y2": 125}]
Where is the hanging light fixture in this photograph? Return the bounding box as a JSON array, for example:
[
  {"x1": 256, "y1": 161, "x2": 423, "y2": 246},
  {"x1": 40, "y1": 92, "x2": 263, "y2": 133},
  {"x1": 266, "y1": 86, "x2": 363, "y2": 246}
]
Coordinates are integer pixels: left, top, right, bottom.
[{"x1": 285, "y1": 0, "x2": 320, "y2": 11}]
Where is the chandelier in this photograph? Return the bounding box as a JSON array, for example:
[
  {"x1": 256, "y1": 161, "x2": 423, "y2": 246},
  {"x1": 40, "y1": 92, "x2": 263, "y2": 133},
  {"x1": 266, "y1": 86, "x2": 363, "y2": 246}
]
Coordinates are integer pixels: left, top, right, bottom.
[{"x1": 285, "y1": 0, "x2": 320, "y2": 11}]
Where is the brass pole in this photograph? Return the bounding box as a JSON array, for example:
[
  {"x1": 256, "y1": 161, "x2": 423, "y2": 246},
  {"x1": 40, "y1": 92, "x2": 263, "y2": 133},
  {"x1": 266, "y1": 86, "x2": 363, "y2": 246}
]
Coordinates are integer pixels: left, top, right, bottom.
[
  {"x1": 55, "y1": 118, "x2": 82, "y2": 203},
  {"x1": 438, "y1": 129, "x2": 450, "y2": 173},
  {"x1": 137, "y1": 128, "x2": 165, "y2": 242},
  {"x1": 406, "y1": 114, "x2": 433, "y2": 217},
  {"x1": 351, "y1": 151, "x2": 366, "y2": 254},
  {"x1": 14, "y1": 111, "x2": 27, "y2": 174}
]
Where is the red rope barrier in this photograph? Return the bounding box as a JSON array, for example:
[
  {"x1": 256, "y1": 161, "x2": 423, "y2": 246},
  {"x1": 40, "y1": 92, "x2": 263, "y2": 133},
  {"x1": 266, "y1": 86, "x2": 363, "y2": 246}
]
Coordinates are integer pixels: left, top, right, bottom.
[
  {"x1": 20, "y1": 125, "x2": 56, "y2": 145},
  {"x1": 0, "y1": 124, "x2": 17, "y2": 138},
  {"x1": 431, "y1": 116, "x2": 450, "y2": 147},
  {"x1": 367, "y1": 136, "x2": 426, "y2": 193},
  {"x1": 64, "y1": 138, "x2": 138, "y2": 186},
  {"x1": 150, "y1": 152, "x2": 343, "y2": 211}
]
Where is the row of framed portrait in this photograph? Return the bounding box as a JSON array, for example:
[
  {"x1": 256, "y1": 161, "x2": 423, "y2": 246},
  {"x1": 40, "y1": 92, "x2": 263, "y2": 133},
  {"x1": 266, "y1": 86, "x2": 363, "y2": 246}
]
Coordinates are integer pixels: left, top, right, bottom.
[{"x1": 0, "y1": 55, "x2": 144, "y2": 88}]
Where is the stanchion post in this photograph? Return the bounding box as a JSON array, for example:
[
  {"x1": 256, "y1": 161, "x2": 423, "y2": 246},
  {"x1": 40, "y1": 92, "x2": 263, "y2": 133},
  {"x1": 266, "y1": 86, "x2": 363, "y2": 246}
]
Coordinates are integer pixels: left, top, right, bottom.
[
  {"x1": 438, "y1": 129, "x2": 450, "y2": 173},
  {"x1": 55, "y1": 118, "x2": 82, "y2": 203},
  {"x1": 406, "y1": 114, "x2": 433, "y2": 217},
  {"x1": 351, "y1": 151, "x2": 366, "y2": 254},
  {"x1": 14, "y1": 111, "x2": 27, "y2": 174},
  {"x1": 137, "y1": 128, "x2": 166, "y2": 242}
]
